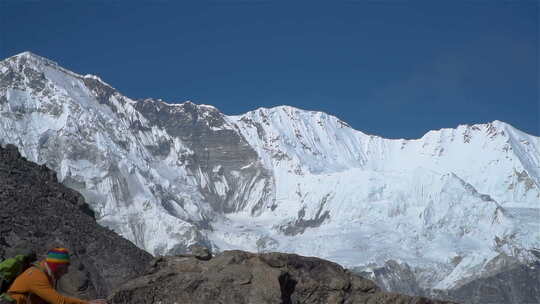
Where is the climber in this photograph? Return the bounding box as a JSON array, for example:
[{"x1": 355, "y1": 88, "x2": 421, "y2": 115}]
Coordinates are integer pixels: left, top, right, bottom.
[{"x1": 4, "y1": 248, "x2": 107, "y2": 304}]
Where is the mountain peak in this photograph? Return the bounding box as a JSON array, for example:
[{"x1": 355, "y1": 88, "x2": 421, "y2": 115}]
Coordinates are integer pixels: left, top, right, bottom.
[
  {"x1": 15, "y1": 51, "x2": 38, "y2": 58},
  {"x1": 253, "y1": 105, "x2": 316, "y2": 115},
  {"x1": 11, "y1": 51, "x2": 39, "y2": 60},
  {"x1": 5, "y1": 51, "x2": 57, "y2": 66},
  {"x1": 244, "y1": 105, "x2": 351, "y2": 128}
]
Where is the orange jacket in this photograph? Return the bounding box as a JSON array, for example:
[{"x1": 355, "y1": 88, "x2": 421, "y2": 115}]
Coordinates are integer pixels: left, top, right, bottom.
[{"x1": 7, "y1": 261, "x2": 88, "y2": 304}]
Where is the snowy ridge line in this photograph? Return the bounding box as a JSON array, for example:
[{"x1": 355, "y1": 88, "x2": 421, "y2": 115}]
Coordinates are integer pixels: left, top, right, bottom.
[{"x1": 6, "y1": 51, "x2": 117, "y2": 91}]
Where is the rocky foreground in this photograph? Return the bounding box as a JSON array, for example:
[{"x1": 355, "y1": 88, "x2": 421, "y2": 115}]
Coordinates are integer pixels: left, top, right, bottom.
[
  {"x1": 109, "y1": 250, "x2": 454, "y2": 304},
  {"x1": 0, "y1": 144, "x2": 457, "y2": 303}
]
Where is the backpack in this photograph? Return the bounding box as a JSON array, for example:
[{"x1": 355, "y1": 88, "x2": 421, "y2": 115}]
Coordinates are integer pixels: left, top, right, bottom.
[
  {"x1": 0, "y1": 293, "x2": 15, "y2": 304},
  {"x1": 0, "y1": 254, "x2": 36, "y2": 303}
]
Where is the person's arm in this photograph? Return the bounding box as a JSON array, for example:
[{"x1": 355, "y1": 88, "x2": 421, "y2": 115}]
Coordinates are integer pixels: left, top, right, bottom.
[{"x1": 28, "y1": 272, "x2": 88, "y2": 304}]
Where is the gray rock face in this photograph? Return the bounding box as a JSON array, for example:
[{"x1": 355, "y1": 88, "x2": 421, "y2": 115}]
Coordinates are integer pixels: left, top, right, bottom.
[
  {"x1": 0, "y1": 144, "x2": 152, "y2": 298},
  {"x1": 432, "y1": 258, "x2": 540, "y2": 304},
  {"x1": 279, "y1": 197, "x2": 331, "y2": 236},
  {"x1": 353, "y1": 256, "x2": 540, "y2": 304},
  {"x1": 133, "y1": 99, "x2": 273, "y2": 215},
  {"x1": 354, "y1": 260, "x2": 426, "y2": 297},
  {"x1": 109, "y1": 250, "x2": 454, "y2": 304}
]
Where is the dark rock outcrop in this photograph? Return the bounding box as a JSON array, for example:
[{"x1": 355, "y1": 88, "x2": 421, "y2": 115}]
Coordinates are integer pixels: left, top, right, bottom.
[
  {"x1": 0, "y1": 144, "x2": 152, "y2": 299},
  {"x1": 109, "y1": 250, "x2": 455, "y2": 304}
]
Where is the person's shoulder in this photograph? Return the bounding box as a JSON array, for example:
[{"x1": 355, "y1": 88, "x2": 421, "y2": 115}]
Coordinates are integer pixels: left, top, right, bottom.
[
  {"x1": 22, "y1": 264, "x2": 48, "y2": 280},
  {"x1": 7, "y1": 263, "x2": 49, "y2": 292},
  {"x1": 13, "y1": 255, "x2": 26, "y2": 262}
]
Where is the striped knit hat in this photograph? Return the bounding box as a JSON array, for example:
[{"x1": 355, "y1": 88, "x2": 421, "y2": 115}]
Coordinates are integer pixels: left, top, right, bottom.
[{"x1": 46, "y1": 248, "x2": 70, "y2": 264}]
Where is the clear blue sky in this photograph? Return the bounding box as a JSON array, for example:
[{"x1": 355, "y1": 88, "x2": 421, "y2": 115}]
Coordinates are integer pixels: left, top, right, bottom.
[{"x1": 1, "y1": 1, "x2": 538, "y2": 138}]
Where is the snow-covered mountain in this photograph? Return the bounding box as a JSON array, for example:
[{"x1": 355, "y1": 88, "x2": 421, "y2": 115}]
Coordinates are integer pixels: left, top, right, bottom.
[{"x1": 1, "y1": 52, "x2": 539, "y2": 302}]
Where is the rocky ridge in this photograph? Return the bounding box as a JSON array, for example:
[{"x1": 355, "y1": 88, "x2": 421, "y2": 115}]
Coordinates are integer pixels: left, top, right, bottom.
[{"x1": 109, "y1": 250, "x2": 455, "y2": 304}]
